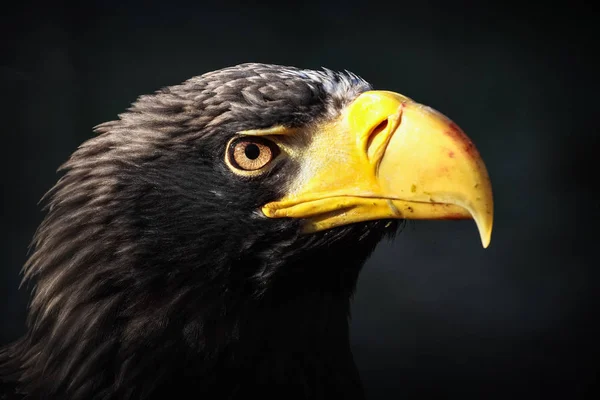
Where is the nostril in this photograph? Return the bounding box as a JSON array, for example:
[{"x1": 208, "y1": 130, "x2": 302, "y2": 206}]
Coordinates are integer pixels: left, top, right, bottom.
[
  {"x1": 366, "y1": 119, "x2": 390, "y2": 163},
  {"x1": 372, "y1": 119, "x2": 388, "y2": 135}
]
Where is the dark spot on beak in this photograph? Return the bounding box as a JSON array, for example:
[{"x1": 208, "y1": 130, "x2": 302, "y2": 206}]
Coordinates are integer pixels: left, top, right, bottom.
[{"x1": 445, "y1": 122, "x2": 479, "y2": 158}]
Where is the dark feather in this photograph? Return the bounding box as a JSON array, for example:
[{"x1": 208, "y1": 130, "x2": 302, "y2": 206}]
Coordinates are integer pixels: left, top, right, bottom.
[{"x1": 1, "y1": 63, "x2": 399, "y2": 399}]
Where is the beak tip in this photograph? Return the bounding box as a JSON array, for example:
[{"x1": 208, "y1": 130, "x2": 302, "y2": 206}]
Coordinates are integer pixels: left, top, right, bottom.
[{"x1": 478, "y1": 222, "x2": 493, "y2": 249}]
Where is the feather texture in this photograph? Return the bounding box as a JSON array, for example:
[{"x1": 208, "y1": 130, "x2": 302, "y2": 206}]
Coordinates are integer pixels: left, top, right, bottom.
[{"x1": 1, "y1": 64, "x2": 398, "y2": 399}]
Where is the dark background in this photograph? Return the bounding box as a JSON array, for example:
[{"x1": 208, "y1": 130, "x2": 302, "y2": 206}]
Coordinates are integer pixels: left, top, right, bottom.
[{"x1": 1, "y1": 1, "x2": 596, "y2": 398}]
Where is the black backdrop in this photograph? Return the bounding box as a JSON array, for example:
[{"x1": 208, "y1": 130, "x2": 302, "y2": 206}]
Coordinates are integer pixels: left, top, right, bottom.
[{"x1": 1, "y1": 1, "x2": 596, "y2": 398}]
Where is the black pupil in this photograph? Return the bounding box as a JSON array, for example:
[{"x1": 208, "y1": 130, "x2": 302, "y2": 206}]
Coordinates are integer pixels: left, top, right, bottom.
[{"x1": 244, "y1": 144, "x2": 261, "y2": 160}]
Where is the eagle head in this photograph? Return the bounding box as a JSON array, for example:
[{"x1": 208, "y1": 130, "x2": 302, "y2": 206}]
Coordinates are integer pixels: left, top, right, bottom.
[{"x1": 1, "y1": 63, "x2": 493, "y2": 399}]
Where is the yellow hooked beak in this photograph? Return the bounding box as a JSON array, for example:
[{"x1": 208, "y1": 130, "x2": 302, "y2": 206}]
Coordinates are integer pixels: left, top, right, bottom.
[{"x1": 262, "y1": 91, "x2": 494, "y2": 248}]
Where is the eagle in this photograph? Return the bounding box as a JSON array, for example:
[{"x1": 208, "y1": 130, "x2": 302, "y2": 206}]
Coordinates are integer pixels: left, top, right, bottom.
[{"x1": 0, "y1": 63, "x2": 493, "y2": 399}]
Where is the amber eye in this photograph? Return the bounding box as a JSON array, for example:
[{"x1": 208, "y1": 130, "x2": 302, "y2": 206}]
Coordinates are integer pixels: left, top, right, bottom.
[{"x1": 227, "y1": 137, "x2": 280, "y2": 172}]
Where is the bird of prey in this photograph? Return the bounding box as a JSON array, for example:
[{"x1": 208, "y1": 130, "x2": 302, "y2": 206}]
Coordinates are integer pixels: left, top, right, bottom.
[{"x1": 0, "y1": 63, "x2": 493, "y2": 399}]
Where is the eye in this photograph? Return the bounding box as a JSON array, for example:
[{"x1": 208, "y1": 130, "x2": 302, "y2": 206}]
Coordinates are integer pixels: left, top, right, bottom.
[{"x1": 227, "y1": 137, "x2": 280, "y2": 172}]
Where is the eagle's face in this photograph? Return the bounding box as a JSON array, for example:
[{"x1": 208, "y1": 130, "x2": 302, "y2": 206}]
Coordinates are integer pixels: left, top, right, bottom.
[
  {"x1": 34, "y1": 63, "x2": 489, "y2": 296},
  {"x1": 9, "y1": 63, "x2": 493, "y2": 398}
]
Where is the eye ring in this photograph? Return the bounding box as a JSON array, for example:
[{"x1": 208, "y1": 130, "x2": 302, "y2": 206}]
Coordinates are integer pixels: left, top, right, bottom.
[{"x1": 226, "y1": 136, "x2": 280, "y2": 174}]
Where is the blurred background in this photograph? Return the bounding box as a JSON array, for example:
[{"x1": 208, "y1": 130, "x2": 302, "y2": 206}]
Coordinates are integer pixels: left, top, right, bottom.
[{"x1": 1, "y1": 0, "x2": 595, "y2": 398}]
